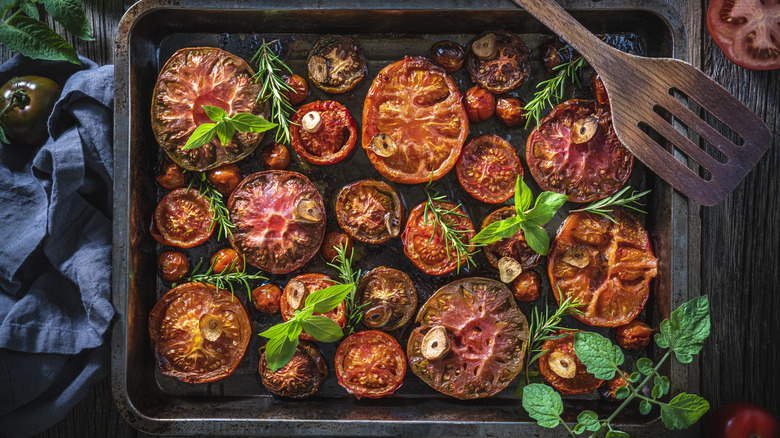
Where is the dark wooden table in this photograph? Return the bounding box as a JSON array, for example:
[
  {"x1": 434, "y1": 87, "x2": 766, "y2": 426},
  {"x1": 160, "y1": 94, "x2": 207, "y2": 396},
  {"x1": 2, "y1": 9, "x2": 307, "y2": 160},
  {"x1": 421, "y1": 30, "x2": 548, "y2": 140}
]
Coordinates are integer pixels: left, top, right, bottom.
[{"x1": 2, "y1": 0, "x2": 777, "y2": 436}]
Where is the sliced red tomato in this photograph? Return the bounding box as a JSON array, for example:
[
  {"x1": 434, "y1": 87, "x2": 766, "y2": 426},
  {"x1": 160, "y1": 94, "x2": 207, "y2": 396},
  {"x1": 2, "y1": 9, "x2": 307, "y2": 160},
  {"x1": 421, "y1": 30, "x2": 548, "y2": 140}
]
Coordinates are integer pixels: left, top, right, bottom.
[
  {"x1": 539, "y1": 330, "x2": 604, "y2": 395},
  {"x1": 307, "y1": 34, "x2": 367, "y2": 94},
  {"x1": 259, "y1": 340, "x2": 328, "y2": 399},
  {"x1": 466, "y1": 30, "x2": 531, "y2": 93},
  {"x1": 280, "y1": 273, "x2": 347, "y2": 341},
  {"x1": 335, "y1": 330, "x2": 406, "y2": 399},
  {"x1": 335, "y1": 179, "x2": 405, "y2": 244},
  {"x1": 356, "y1": 267, "x2": 418, "y2": 331},
  {"x1": 456, "y1": 135, "x2": 523, "y2": 204},
  {"x1": 707, "y1": 0, "x2": 780, "y2": 71},
  {"x1": 290, "y1": 100, "x2": 357, "y2": 165},
  {"x1": 154, "y1": 188, "x2": 215, "y2": 249}
]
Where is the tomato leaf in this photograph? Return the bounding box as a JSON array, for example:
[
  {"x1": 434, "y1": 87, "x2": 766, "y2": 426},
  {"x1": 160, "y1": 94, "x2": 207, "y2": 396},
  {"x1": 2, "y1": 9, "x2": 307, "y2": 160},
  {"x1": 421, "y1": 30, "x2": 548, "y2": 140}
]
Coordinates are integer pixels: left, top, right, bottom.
[
  {"x1": 636, "y1": 357, "x2": 654, "y2": 375},
  {"x1": 182, "y1": 123, "x2": 217, "y2": 150},
  {"x1": 525, "y1": 191, "x2": 568, "y2": 227},
  {"x1": 18, "y1": 0, "x2": 40, "y2": 20},
  {"x1": 615, "y1": 385, "x2": 630, "y2": 400},
  {"x1": 577, "y1": 410, "x2": 600, "y2": 431},
  {"x1": 660, "y1": 393, "x2": 710, "y2": 430},
  {"x1": 519, "y1": 222, "x2": 550, "y2": 255},
  {"x1": 40, "y1": 0, "x2": 93, "y2": 40},
  {"x1": 0, "y1": 126, "x2": 9, "y2": 144},
  {"x1": 470, "y1": 216, "x2": 523, "y2": 245},
  {"x1": 264, "y1": 332, "x2": 299, "y2": 372},
  {"x1": 0, "y1": 16, "x2": 80, "y2": 64},
  {"x1": 306, "y1": 283, "x2": 352, "y2": 314},
  {"x1": 639, "y1": 399, "x2": 652, "y2": 415},
  {"x1": 522, "y1": 383, "x2": 563, "y2": 428},
  {"x1": 229, "y1": 112, "x2": 277, "y2": 133},
  {"x1": 572, "y1": 331, "x2": 624, "y2": 380},
  {"x1": 654, "y1": 295, "x2": 710, "y2": 363},
  {"x1": 605, "y1": 429, "x2": 629, "y2": 438},
  {"x1": 654, "y1": 375, "x2": 670, "y2": 397},
  {"x1": 300, "y1": 315, "x2": 343, "y2": 342},
  {"x1": 203, "y1": 105, "x2": 228, "y2": 122},
  {"x1": 515, "y1": 176, "x2": 532, "y2": 216}
]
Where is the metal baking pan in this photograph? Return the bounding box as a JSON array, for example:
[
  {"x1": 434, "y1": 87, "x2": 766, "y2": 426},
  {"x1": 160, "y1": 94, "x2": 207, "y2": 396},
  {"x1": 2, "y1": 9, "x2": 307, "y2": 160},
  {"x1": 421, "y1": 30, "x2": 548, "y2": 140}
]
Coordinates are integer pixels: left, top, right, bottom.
[{"x1": 112, "y1": 0, "x2": 699, "y2": 435}]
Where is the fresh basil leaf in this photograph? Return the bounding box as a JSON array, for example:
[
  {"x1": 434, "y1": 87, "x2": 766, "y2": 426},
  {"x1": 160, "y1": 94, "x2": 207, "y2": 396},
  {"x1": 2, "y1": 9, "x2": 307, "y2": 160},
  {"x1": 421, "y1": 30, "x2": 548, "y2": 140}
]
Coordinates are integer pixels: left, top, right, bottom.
[
  {"x1": 19, "y1": 0, "x2": 40, "y2": 20},
  {"x1": 287, "y1": 319, "x2": 302, "y2": 341},
  {"x1": 660, "y1": 393, "x2": 710, "y2": 430},
  {"x1": 525, "y1": 191, "x2": 568, "y2": 227},
  {"x1": 615, "y1": 385, "x2": 630, "y2": 400},
  {"x1": 605, "y1": 429, "x2": 629, "y2": 438},
  {"x1": 258, "y1": 320, "x2": 294, "y2": 339},
  {"x1": 636, "y1": 357, "x2": 654, "y2": 375},
  {"x1": 470, "y1": 216, "x2": 523, "y2": 245},
  {"x1": 0, "y1": 16, "x2": 80, "y2": 64},
  {"x1": 215, "y1": 119, "x2": 234, "y2": 146},
  {"x1": 522, "y1": 383, "x2": 563, "y2": 428},
  {"x1": 229, "y1": 112, "x2": 277, "y2": 133},
  {"x1": 639, "y1": 399, "x2": 652, "y2": 415},
  {"x1": 264, "y1": 332, "x2": 299, "y2": 372},
  {"x1": 301, "y1": 315, "x2": 343, "y2": 342},
  {"x1": 515, "y1": 176, "x2": 532, "y2": 215},
  {"x1": 306, "y1": 283, "x2": 352, "y2": 313},
  {"x1": 520, "y1": 222, "x2": 550, "y2": 255},
  {"x1": 577, "y1": 410, "x2": 600, "y2": 431},
  {"x1": 573, "y1": 331, "x2": 624, "y2": 380},
  {"x1": 654, "y1": 296, "x2": 710, "y2": 363},
  {"x1": 182, "y1": 123, "x2": 217, "y2": 150},
  {"x1": 654, "y1": 375, "x2": 670, "y2": 397},
  {"x1": 203, "y1": 105, "x2": 228, "y2": 122},
  {"x1": 40, "y1": 0, "x2": 93, "y2": 40}
]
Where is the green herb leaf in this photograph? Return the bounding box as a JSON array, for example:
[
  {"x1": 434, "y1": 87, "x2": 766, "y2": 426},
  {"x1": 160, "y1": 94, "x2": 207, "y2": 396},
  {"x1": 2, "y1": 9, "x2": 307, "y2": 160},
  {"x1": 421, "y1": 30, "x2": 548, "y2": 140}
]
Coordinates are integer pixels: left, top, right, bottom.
[
  {"x1": 520, "y1": 222, "x2": 550, "y2": 255},
  {"x1": 19, "y1": 0, "x2": 40, "y2": 20},
  {"x1": 577, "y1": 410, "x2": 600, "y2": 431},
  {"x1": 525, "y1": 191, "x2": 568, "y2": 227},
  {"x1": 605, "y1": 429, "x2": 629, "y2": 438},
  {"x1": 470, "y1": 216, "x2": 523, "y2": 245},
  {"x1": 40, "y1": 0, "x2": 93, "y2": 40},
  {"x1": 215, "y1": 119, "x2": 235, "y2": 146},
  {"x1": 654, "y1": 375, "x2": 670, "y2": 397},
  {"x1": 0, "y1": 16, "x2": 80, "y2": 64},
  {"x1": 515, "y1": 177, "x2": 532, "y2": 216},
  {"x1": 306, "y1": 283, "x2": 353, "y2": 314},
  {"x1": 264, "y1": 332, "x2": 299, "y2": 372},
  {"x1": 654, "y1": 295, "x2": 710, "y2": 363},
  {"x1": 614, "y1": 385, "x2": 630, "y2": 400},
  {"x1": 660, "y1": 393, "x2": 710, "y2": 430},
  {"x1": 203, "y1": 105, "x2": 228, "y2": 122},
  {"x1": 229, "y1": 112, "x2": 277, "y2": 133},
  {"x1": 639, "y1": 399, "x2": 652, "y2": 415},
  {"x1": 628, "y1": 372, "x2": 641, "y2": 383},
  {"x1": 258, "y1": 319, "x2": 295, "y2": 339},
  {"x1": 300, "y1": 315, "x2": 344, "y2": 342},
  {"x1": 636, "y1": 357, "x2": 654, "y2": 375},
  {"x1": 573, "y1": 423, "x2": 586, "y2": 435},
  {"x1": 522, "y1": 383, "x2": 563, "y2": 428},
  {"x1": 0, "y1": 126, "x2": 9, "y2": 144},
  {"x1": 182, "y1": 122, "x2": 217, "y2": 150},
  {"x1": 286, "y1": 320, "x2": 303, "y2": 341}
]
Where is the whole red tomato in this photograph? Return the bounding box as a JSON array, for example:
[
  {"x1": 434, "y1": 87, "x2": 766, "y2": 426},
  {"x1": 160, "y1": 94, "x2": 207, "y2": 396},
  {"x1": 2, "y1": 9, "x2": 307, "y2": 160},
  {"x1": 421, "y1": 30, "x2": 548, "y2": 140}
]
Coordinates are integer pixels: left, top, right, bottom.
[
  {"x1": 706, "y1": 402, "x2": 780, "y2": 438},
  {"x1": 0, "y1": 76, "x2": 61, "y2": 146}
]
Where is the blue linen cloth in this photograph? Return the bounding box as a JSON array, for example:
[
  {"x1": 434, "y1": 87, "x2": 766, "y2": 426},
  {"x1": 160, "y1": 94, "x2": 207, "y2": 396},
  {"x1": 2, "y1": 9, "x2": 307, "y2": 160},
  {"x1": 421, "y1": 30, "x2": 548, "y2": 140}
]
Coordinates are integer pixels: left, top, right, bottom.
[{"x1": 0, "y1": 55, "x2": 114, "y2": 438}]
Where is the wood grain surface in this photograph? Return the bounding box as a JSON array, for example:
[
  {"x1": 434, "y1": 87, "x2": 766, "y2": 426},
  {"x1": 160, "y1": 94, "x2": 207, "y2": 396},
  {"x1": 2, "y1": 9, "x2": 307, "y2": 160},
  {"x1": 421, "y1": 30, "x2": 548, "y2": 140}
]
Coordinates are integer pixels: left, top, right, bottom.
[{"x1": 1, "y1": 0, "x2": 778, "y2": 436}]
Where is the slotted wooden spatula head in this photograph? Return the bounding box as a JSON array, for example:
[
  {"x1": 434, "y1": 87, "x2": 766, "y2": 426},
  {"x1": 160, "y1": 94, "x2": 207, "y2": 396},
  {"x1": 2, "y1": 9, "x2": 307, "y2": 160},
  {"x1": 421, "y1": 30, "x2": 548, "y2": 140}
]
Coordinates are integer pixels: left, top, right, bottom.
[{"x1": 510, "y1": 0, "x2": 771, "y2": 205}]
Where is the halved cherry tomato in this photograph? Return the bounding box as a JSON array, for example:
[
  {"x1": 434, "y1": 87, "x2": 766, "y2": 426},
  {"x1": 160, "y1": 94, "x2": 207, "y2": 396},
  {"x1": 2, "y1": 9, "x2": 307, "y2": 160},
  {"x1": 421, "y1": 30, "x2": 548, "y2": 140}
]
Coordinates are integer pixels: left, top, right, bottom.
[
  {"x1": 290, "y1": 100, "x2": 357, "y2": 165},
  {"x1": 307, "y1": 35, "x2": 367, "y2": 94},
  {"x1": 707, "y1": 0, "x2": 780, "y2": 71},
  {"x1": 281, "y1": 74, "x2": 309, "y2": 105},
  {"x1": 356, "y1": 267, "x2": 417, "y2": 331},
  {"x1": 456, "y1": 135, "x2": 522, "y2": 204},
  {"x1": 401, "y1": 200, "x2": 475, "y2": 276},
  {"x1": 228, "y1": 171, "x2": 325, "y2": 274},
  {"x1": 466, "y1": 30, "x2": 530, "y2": 93},
  {"x1": 407, "y1": 277, "x2": 529, "y2": 399},
  {"x1": 335, "y1": 330, "x2": 406, "y2": 399},
  {"x1": 0, "y1": 75, "x2": 61, "y2": 146},
  {"x1": 526, "y1": 99, "x2": 633, "y2": 203},
  {"x1": 706, "y1": 402, "x2": 780, "y2": 438},
  {"x1": 480, "y1": 206, "x2": 541, "y2": 270},
  {"x1": 548, "y1": 209, "x2": 658, "y2": 327},
  {"x1": 154, "y1": 188, "x2": 215, "y2": 249},
  {"x1": 206, "y1": 164, "x2": 242, "y2": 198},
  {"x1": 148, "y1": 282, "x2": 251, "y2": 383},
  {"x1": 158, "y1": 251, "x2": 189, "y2": 282},
  {"x1": 362, "y1": 56, "x2": 469, "y2": 184},
  {"x1": 336, "y1": 179, "x2": 405, "y2": 244},
  {"x1": 155, "y1": 155, "x2": 187, "y2": 190},
  {"x1": 539, "y1": 330, "x2": 604, "y2": 395},
  {"x1": 259, "y1": 340, "x2": 328, "y2": 399},
  {"x1": 280, "y1": 273, "x2": 347, "y2": 341}
]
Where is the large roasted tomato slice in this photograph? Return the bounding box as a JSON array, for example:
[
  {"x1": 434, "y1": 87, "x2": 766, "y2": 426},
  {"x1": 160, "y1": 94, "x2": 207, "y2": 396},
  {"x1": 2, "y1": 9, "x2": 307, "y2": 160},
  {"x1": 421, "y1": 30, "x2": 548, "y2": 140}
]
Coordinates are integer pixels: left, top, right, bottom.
[
  {"x1": 228, "y1": 171, "x2": 325, "y2": 274},
  {"x1": 548, "y1": 208, "x2": 658, "y2": 327},
  {"x1": 259, "y1": 340, "x2": 328, "y2": 399},
  {"x1": 154, "y1": 188, "x2": 215, "y2": 249},
  {"x1": 335, "y1": 330, "x2": 406, "y2": 399},
  {"x1": 526, "y1": 100, "x2": 633, "y2": 203},
  {"x1": 148, "y1": 282, "x2": 251, "y2": 383},
  {"x1": 539, "y1": 330, "x2": 604, "y2": 395},
  {"x1": 707, "y1": 0, "x2": 780, "y2": 70},
  {"x1": 151, "y1": 47, "x2": 266, "y2": 171},
  {"x1": 290, "y1": 100, "x2": 357, "y2": 165},
  {"x1": 408, "y1": 278, "x2": 529, "y2": 399},
  {"x1": 335, "y1": 179, "x2": 405, "y2": 244},
  {"x1": 355, "y1": 266, "x2": 417, "y2": 331},
  {"x1": 456, "y1": 134, "x2": 523, "y2": 204},
  {"x1": 362, "y1": 57, "x2": 469, "y2": 184},
  {"x1": 280, "y1": 273, "x2": 347, "y2": 341},
  {"x1": 466, "y1": 30, "x2": 531, "y2": 93}
]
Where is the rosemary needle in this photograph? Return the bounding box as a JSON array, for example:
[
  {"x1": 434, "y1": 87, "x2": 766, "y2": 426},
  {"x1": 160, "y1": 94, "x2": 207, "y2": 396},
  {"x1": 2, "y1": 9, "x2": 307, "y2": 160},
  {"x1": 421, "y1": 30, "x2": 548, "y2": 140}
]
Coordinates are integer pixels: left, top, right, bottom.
[{"x1": 251, "y1": 39, "x2": 296, "y2": 144}]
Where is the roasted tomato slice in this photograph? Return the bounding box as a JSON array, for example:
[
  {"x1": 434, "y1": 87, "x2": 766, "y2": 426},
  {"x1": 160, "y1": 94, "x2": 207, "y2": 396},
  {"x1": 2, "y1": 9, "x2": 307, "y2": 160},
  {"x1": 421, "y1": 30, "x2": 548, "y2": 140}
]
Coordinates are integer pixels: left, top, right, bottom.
[
  {"x1": 148, "y1": 282, "x2": 251, "y2": 383},
  {"x1": 362, "y1": 56, "x2": 469, "y2": 184},
  {"x1": 336, "y1": 179, "x2": 405, "y2": 244},
  {"x1": 707, "y1": 0, "x2": 780, "y2": 70},
  {"x1": 481, "y1": 206, "x2": 541, "y2": 272},
  {"x1": 259, "y1": 340, "x2": 328, "y2": 399},
  {"x1": 228, "y1": 171, "x2": 325, "y2": 274},
  {"x1": 307, "y1": 34, "x2": 367, "y2": 94},
  {"x1": 467, "y1": 30, "x2": 531, "y2": 93},
  {"x1": 335, "y1": 330, "x2": 406, "y2": 399},
  {"x1": 280, "y1": 273, "x2": 347, "y2": 341},
  {"x1": 539, "y1": 330, "x2": 604, "y2": 395},
  {"x1": 408, "y1": 278, "x2": 529, "y2": 399},
  {"x1": 151, "y1": 47, "x2": 266, "y2": 171},
  {"x1": 290, "y1": 100, "x2": 357, "y2": 165},
  {"x1": 356, "y1": 267, "x2": 417, "y2": 331},
  {"x1": 456, "y1": 135, "x2": 523, "y2": 204},
  {"x1": 548, "y1": 209, "x2": 658, "y2": 327},
  {"x1": 154, "y1": 188, "x2": 215, "y2": 249},
  {"x1": 526, "y1": 100, "x2": 633, "y2": 203},
  {"x1": 402, "y1": 200, "x2": 475, "y2": 276}
]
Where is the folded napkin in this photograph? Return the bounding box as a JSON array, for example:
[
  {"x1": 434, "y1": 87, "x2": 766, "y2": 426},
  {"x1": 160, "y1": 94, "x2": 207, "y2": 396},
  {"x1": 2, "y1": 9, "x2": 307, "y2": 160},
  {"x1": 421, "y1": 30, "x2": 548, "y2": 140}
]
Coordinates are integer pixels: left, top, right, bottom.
[{"x1": 0, "y1": 55, "x2": 115, "y2": 438}]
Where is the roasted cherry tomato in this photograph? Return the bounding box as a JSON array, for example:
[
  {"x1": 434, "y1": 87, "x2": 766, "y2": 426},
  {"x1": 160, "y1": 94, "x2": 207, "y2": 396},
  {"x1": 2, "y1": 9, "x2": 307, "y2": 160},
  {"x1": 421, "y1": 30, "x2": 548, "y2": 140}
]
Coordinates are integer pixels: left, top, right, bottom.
[
  {"x1": 539, "y1": 38, "x2": 574, "y2": 74},
  {"x1": 151, "y1": 47, "x2": 266, "y2": 171},
  {"x1": 430, "y1": 40, "x2": 466, "y2": 73},
  {"x1": 356, "y1": 267, "x2": 418, "y2": 331},
  {"x1": 467, "y1": 30, "x2": 530, "y2": 93},
  {"x1": 206, "y1": 164, "x2": 242, "y2": 198},
  {"x1": 259, "y1": 340, "x2": 328, "y2": 399},
  {"x1": 495, "y1": 96, "x2": 527, "y2": 127},
  {"x1": 408, "y1": 278, "x2": 529, "y2": 399},
  {"x1": 481, "y1": 206, "x2": 541, "y2": 271},
  {"x1": 463, "y1": 86, "x2": 495, "y2": 123},
  {"x1": 307, "y1": 34, "x2": 367, "y2": 94},
  {"x1": 362, "y1": 56, "x2": 469, "y2": 184},
  {"x1": 548, "y1": 209, "x2": 658, "y2": 327},
  {"x1": 154, "y1": 188, "x2": 215, "y2": 249},
  {"x1": 707, "y1": 0, "x2": 780, "y2": 70},
  {"x1": 210, "y1": 248, "x2": 244, "y2": 274},
  {"x1": 335, "y1": 330, "x2": 406, "y2": 399},
  {"x1": 539, "y1": 330, "x2": 604, "y2": 395},
  {"x1": 616, "y1": 320, "x2": 653, "y2": 350},
  {"x1": 320, "y1": 230, "x2": 354, "y2": 264},
  {"x1": 260, "y1": 142, "x2": 291, "y2": 170},
  {"x1": 228, "y1": 171, "x2": 325, "y2": 274},
  {"x1": 290, "y1": 100, "x2": 357, "y2": 165},
  {"x1": 600, "y1": 370, "x2": 630, "y2": 401},
  {"x1": 281, "y1": 74, "x2": 309, "y2": 105},
  {"x1": 512, "y1": 270, "x2": 541, "y2": 303},
  {"x1": 402, "y1": 200, "x2": 475, "y2": 276},
  {"x1": 526, "y1": 99, "x2": 633, "y2": 203},
  {"x1": 592, "y1": 74, "x2": 610, "y2": 108},
  {"x1": 148, "y1": 282, "x2": 251, "y2": 383},
  {"x1": 706, "y1": 402, "x2": 780, "y2": 438},
  {"x1": 155, "y1": 155, "x2": 188, "y2": 190},
  {"x1": 0, "y1": 76, "x2": 61, "y2": 146},
  {"x1": 158, "y1": 251, "x2": 189, "y2": 282},
  {"x1": 456, "y1": 135, "x2": 522, "y2": 204},
  {"x1": 280, "y1": 274, "x2": 347, "y2": 341},
  {"x1": 252, "y1": 284, "x2": 282, "y2": 314},
  {"x1": 336, "y1": 179, "x2": 405, "y2": 244}
]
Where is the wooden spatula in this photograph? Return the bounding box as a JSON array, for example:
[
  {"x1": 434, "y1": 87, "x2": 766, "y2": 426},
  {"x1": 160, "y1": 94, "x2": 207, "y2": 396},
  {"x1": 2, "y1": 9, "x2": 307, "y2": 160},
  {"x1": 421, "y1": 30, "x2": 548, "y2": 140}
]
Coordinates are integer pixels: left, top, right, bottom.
[{"x1": 510, "y1": 0, "x2": 771, "y2": 205}]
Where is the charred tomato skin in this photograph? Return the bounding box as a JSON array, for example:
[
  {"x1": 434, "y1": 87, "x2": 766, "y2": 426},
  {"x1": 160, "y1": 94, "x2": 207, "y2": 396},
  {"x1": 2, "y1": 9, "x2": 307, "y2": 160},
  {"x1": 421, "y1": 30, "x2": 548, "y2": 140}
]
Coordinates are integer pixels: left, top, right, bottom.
[
  {"x1": 206, "y1": 164, "x2": 242, "y2": 198},
  {"x1": 615, "y1": 320, "x2": 653, "y2": 350},
  {"x1": 154, "y1": 188, "x2": 215, "y2": 249},
  {"x1": 539, "y1": 330, "x2": 604, "y2": 395},
  {"x1": 307, "y1": 34, "x2": 367, "y2": 94},
  {"x1": 481, "y1": 206, "x2": 541, "y2": 270},
  {"x1": 335, "y1": 330, "x2": 406, "y2": 399},
  {"x1": 0, "y1": 75, "x2": 61, "y2": 147},
  {"x1": 336, "y1": 179, "x2": 405, "y2": 244},
  {"x1": 260, "y1": 143, "x2": 291, "y2": 170},
  {"x1": 156, "y1": 155, "x2": 188, "y2": 190},
  {"x1": 259, "y1": 340, "x2": 328, "y2": 399},
  {"x1": 402, "y1": 200, "x2": 475, "y2": 276},
  {"x1": 320, "y1": 230, "x2": 355, "y2": 264},
  {"x1": 280, "y1": 273, "x2": 347, "y2": 341},
  {"x1": 456, "y1": 135, "x2": 523, "y2": 204},
  {"x1": 706, "y1": 0, "x2": 780, "y2": 71},
  {"x1": 252, "y1": 284, "x2": 282, "y2": 314},
  {"x1": 512, "y1": 270, "x2": 542, "y2": 303},
  {"x1": 706, "y1": 402, "x2": 780, "y2": 438},
  {"x1": 356, "y1": 267, "x2": 418, "y2": 331},
  {"x1": 158, "y1": 251, "x2": 189, "y2": 282},
  {"x1": 290, "y1": 100, "x2": 357, "y2": 165},
  {"x1": 495, "y1": 96, "x2": 528, "y2": 127},
  {"x1": 281, "y1": 74, "x2": 310, "y2": 106},
  {"x1": 467, "y1": 30, "x2": 531, "y2": 93},
  {"x1": 463, "y1": 86, "x2": 496, "y2": 123},
  {"x1": 430, "y1": 40, "x2": 466, "y2": 73}
]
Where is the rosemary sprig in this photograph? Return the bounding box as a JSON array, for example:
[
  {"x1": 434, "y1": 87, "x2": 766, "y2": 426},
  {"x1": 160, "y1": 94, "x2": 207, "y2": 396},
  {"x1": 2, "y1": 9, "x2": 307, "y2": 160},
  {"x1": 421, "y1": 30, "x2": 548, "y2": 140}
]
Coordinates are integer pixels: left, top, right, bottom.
[
  {"x1": 325, "y1": 242, "x2": 367, "y2": 335},
  {"x1": 251, "y1": 38, "x2": 296, "y2": 144},
  {"x1": 187, "y1": 171, "x2": 236, "y2": 240},
  {"x1": 421, "y1": 180, "x2": 476, "y2": 272},
  {"x1": 523, "y1": 55, "x2": 587, "y2": 129},
  {"x1": 570, "y1": 186, "x2": 651, "y2": 223},
  {"x1": 183, "y1": 256, "x2": 267, "y2": 301}
]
